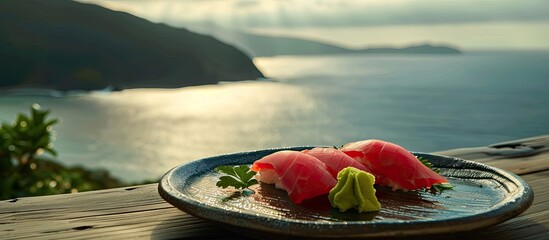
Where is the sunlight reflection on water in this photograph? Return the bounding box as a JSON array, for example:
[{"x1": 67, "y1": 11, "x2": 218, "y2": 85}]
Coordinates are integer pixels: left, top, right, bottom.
[
  {"x1": 1, "y1": 52, "x2": 548, "y2": 182},
  {"x1": 78, "y1": 82, "x2": 330, "y2": 181}
]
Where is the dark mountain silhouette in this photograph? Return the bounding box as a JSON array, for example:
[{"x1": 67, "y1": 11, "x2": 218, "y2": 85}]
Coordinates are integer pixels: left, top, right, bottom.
[
  {"x1": 184, "y1": 25, "x2": 462, "y2": 57},
  {"x1": 0, "y1": 0, "x2": 264, "y2": 91}
]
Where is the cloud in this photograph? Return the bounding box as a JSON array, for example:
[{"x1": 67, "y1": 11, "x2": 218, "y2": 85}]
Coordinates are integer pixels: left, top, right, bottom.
[
  {"x1": 82, "y1": 0, "x2": 549, "y2": 29},
  {"x1": 214, "y1": 0, "x2": 549, "y2": 28}
]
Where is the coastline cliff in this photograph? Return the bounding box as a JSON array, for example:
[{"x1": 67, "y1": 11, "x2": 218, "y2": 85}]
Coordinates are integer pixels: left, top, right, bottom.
[{"x1": 0, "y1": 0, "x2": 264, "y2": 91}]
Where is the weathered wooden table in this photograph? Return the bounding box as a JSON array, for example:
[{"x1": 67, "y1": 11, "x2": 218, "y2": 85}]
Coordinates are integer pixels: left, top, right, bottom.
[{"x1": 1, "y1": 135, "x2": 548, "y2": 239}]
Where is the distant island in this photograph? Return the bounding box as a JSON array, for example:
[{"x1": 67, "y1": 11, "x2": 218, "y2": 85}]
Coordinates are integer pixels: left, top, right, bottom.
[
  {"x1": 358, "y1": 44, "x2": 461, "y2": 54},
  {"x1": 236, "y1": 34, "x2": 462, "y2": 57},
  {"x1": 0, "y1": 0, "x2": 264, "y2": 91},
  {"x1": 183, "y1": 25, "x2": 462, "y2": 57}
]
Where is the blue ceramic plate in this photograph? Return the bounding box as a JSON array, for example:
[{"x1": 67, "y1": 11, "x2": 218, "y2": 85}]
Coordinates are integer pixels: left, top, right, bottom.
[{"x1": 158, "y1": 147, "x2": 534, "y2": 238}]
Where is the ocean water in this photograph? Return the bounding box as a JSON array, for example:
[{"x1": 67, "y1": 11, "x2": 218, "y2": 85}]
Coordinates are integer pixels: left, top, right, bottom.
[{"x1": 1, "y1": 51, "x2": 548, "y2": 182}]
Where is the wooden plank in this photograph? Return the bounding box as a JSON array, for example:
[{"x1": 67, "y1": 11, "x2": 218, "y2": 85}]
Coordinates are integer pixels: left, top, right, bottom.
[
  {"x1": 0, "y1": 185, "x2": 231, "y2": 240},
  {"x1": 1, "y1": 135, "x2": 548, "y2": 239},
  {"x1": 2, "y1": 172, "x2": 548, "y2": 240},
  {"x1": 435, "y1": 134, "x2": 549, "y2": 175}
]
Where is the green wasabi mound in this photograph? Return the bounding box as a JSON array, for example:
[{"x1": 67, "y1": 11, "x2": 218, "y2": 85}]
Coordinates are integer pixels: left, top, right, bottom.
[{"x1": 328, "y1": 167, "x2": 381, "y2": 213}]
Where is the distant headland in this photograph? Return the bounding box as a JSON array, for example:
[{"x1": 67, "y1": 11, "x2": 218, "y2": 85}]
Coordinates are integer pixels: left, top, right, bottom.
[
  {"x1": 358, "y1": 44, "x2": 461, "y2": 55},
  {"x1": 236, "y1": 35, "x2": 462, "y2": 57},
  {"x1": 183, "y1": 25, "x2": 462, "y2": 57}
]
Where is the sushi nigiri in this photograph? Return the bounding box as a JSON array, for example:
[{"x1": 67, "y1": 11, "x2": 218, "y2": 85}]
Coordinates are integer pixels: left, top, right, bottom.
[
  {"x1": 340, "y1": 139, "x2": 448, "y2": 191},
  {"x1": 302, "y1": 147, "x2": 372, "y2": 178},
  {"x1": 251, "y1": 150, "x2": 337, "y2": 204}
]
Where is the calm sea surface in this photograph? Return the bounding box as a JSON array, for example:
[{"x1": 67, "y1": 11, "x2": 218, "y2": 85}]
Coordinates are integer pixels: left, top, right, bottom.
[{"x1": 1, "y1": 51, "x2": 548, "y2": 182}]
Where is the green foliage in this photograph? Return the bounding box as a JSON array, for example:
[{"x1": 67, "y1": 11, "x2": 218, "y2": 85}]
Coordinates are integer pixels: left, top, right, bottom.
[
  {"x1": 428, "y1": 183, "x2": 454, "y2": 194},
  {"x1": 1, "y1": 104, "x2": 58, "y2": 163},
  {"x1": 215, "y1": 165, "x2": 258, "y2": 190},
  {"x1": 0, "y1": 104, "x2": 125, "y2": 200},
  {"x1": 416, "y1": 156, "x2": 454, "y2": 194},
  {"x1": 0, "y1": 130, "x2": 11, "y2": 161},
  {"x1": 417, "y1": 156, "x2": 440, "y2": 173}
]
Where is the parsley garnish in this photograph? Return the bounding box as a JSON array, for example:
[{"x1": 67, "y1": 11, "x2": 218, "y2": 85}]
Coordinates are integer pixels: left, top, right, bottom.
[
  {"x1": 417, "y1": 156, "x2": 454, "y2": 193},
  {"x1": 215, "y1": 165, "x2": 258, "y2": 192},
  {"x1": 428, "y1": 183, "x2": 454, "y2": 194},
  {"x1": 417, "y1": 156, "x2": 440, "y2": 173},
  {"x1": 431, "y1": 183, "x2": 454, "y2": 191}
]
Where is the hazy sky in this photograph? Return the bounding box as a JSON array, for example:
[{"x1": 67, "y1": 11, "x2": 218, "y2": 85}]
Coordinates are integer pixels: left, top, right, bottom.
[{"x1": 81, "y1": 0, "x2": 549, "y2": 50}]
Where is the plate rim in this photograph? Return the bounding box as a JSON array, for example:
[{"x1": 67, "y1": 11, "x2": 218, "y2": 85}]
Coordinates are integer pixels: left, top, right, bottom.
[{"x1": 158, "y1": 147, "x2": 534, "y2": 238}]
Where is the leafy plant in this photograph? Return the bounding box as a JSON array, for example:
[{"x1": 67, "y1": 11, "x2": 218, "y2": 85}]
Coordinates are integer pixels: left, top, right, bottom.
[
  {"x1": 215, "y1": 165, "x2": 258, "y2": 192},
  {"x1": 417, "y1": 156, "x2": 454, "y2": 193},
  {"x1": 0, "y1": 104, "x2": 126, "y2": 200},
  {"x1": 429, "y1": 183, "x2": 454, "y2": 194},
  {"x1": 2, "y1": 103, "x2": 58, "y2": 164},
  {"x1": 417, "y1": 156, "x2": 440, "y2": 173},
  {"x1": 0, "y1": 130, "x2": 11, "y2": 163},
  {"x1": 0, "y1": 130, "x2": 15, "y2": 199}
]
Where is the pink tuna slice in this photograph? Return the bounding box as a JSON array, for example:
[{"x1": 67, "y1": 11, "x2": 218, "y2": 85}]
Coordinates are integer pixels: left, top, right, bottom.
[
  {"x1": 340, "y1": 139, "x2": 448, "y2": 191},
  {"x1": 302, "y1": 147, "x2": 372, "y2": 178},
  {"x1": 251, "y1": 150, "x2": 336, "y2": 204}
]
